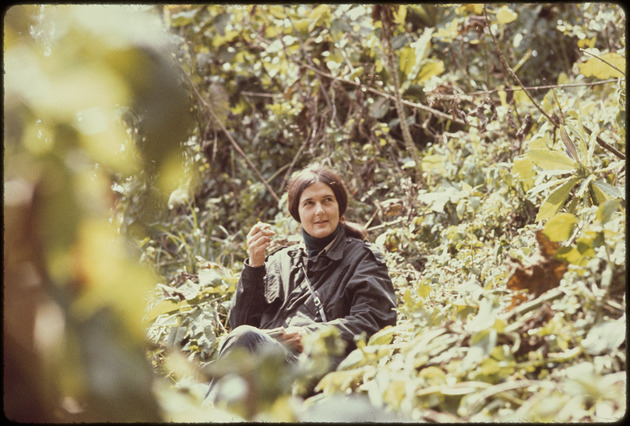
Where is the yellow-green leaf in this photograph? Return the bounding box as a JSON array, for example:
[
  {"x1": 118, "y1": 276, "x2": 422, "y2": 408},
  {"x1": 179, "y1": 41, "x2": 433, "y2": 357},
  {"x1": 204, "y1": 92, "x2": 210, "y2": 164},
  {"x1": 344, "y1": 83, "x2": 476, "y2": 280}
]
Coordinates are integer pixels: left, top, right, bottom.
[
  {"x1": 421, "y1": 154, "x2": 446, "y2": 175},
  {"x1": 512, "y1": 156, "x2": 536, "y2": 191},
  {"x1": 417, "y1": 281, "x2": 431, "y2": 298},
  {"x1": 436, "y1": 18, "x2": 458, "y2": 41},
  {"x1": 577, "y1": 37, "x2": 597, "y2": 49},
  {"x1": 403, "y1": 288, "x2": 415, "y2": 308},
  {"x1": 597, "y1": 199, "x2": 622, "y2": 224},
  {"x1": 496, "y1": 6, "x2": 517, "y2": 25},
  {"x1": 145, "y1": 299, "x2": 183, "y2": 322},
  {"x1": 591, "y1": 181, "x2": 624, "y2": 202},
  {"x1": 527, "y1": 149, "x2": 578, "y2": 171},
  {"x1": 399, "y1": 46, "x2": 416, "y2": 75},
  {"x1": 308, "y1": 4, "x2": 331, "y2": 31},
  {"x1": 457, "y1": 4, "x2": 484, "y2": 15},
  {"x1": 590, "y1": 182, "x2": 608, "y2": 205},
  {"x1": 416, "y1": 60, "x2": 445, "y2": 83},
  {"x1": 578, "y1": 52, "x2": 625, "y2": 79},
  {"x1": 368, "y1": 325, "x2": 395, "y2": 346},
  {"x1": 557, "y1": 246, "x2": 588, "y2": 266},
  {"x1": 544, "y1": 212, "x2": 578, "y2": 242},
  {"x1": 536, "y1": 178, "x2": 579, "y2": 222},
  {"x1": 419, "y1": 366, "x2": 447, "y2": 385},
  {"x1": 383, "y1": 380, "x2": 406, "y2": 407},
  {"x1": 348, "y1": 66, "x2": 364, "y2": 82},
  {"x1": 493, "y1": 318, "x2": 506, "y2": 333},
  {"x1": 393, "y1": 5, "x2": 407, "y2": 26}
]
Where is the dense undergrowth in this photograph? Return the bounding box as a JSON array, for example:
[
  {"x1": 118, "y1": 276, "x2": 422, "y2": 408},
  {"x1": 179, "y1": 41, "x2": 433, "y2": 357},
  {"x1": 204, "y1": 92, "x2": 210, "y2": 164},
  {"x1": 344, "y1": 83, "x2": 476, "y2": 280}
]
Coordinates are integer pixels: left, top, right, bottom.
[
  {"x1": 4, "y1": 3, "x2": 624, "y2": 423},
  {"x1": 133, "y1": 4, "x2": 626, "y2": 422}
]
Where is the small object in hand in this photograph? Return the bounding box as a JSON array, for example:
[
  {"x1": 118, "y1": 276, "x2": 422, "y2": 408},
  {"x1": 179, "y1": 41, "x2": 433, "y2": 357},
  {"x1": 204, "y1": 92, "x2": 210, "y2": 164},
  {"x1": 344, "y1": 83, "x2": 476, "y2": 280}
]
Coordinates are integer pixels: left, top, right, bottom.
[{"x1": 265, "y1": 327, "x2": 285, "y2": 338}]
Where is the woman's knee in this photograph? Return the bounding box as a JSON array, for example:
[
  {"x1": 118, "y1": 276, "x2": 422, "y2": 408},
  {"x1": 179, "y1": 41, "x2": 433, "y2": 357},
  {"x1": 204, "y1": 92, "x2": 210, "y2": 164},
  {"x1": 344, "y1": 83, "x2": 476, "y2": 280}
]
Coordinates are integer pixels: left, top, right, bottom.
[
  {"x1": 230, "y1": 325, "x2": 264, "y2": 339},
  {"x1": 219, "y1": 325, "x2": 272, "y2": 355}
]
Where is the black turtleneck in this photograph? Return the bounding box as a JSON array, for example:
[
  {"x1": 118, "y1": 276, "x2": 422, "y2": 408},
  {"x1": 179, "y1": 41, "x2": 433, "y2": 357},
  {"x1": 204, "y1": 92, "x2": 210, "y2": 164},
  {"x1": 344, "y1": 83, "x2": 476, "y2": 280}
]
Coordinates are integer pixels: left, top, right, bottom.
[{"x1": 302, "y1": 223, "x2": 341, "y2": 258}]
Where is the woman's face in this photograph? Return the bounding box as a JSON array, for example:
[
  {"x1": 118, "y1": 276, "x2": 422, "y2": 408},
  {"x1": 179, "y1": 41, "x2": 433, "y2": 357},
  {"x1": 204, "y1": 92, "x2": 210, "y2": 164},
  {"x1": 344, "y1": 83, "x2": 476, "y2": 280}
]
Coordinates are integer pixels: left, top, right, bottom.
[{"x1": 298, "y1": 181, "x2": 340, "y2": 238}]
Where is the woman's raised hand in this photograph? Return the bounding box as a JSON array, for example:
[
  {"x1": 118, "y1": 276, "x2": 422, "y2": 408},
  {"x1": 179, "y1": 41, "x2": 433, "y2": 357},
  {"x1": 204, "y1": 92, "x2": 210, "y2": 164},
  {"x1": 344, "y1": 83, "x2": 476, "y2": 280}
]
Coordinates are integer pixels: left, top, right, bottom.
[{"x1": 246, "y1": 222, "x2": 275, "y2": 267}]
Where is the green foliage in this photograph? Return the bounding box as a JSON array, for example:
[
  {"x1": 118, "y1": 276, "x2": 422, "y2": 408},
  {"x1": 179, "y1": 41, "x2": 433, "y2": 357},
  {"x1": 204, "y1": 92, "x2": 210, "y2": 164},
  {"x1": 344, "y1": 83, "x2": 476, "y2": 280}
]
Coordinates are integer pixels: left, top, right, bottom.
[
  {"x1": 515, "y1": 116, "x2": 625, "y2": 222},
  {"x1": 4, "y1": 4, "x2": 193, "y2": 422},
  {"x1": 5, "y1": 3, "x2": 624, "y2": 423},
  {"x1": 146, "y1": 259, "x2": 237, "y2": 365}
]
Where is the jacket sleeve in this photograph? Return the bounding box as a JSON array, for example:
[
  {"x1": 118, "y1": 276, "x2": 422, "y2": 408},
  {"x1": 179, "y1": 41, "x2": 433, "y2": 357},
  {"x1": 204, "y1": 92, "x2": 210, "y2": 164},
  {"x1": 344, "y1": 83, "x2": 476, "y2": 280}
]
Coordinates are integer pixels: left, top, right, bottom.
[
  {"x1": 305, "y1": 245, "x2": 397, "y2": 349},
  {"x1": 227, "y1": 261, "x2": 267, "y2": 329}
]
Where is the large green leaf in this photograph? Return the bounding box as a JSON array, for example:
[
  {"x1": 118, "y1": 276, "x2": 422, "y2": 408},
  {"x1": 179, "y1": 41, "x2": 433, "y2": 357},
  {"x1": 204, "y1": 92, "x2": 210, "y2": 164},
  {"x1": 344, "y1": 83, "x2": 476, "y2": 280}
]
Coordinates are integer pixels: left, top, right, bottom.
[
  {"x1": 400, "y1": 28, "x2": 434, "y2": 91},
  {"x1": 543, "y1": 212, "x2": 578, "y2": 241},
  {"x1": 591, "y1": 181, "x2": 625, "y2": 201},
  {"x1": 578, "y1": 52, "x2": 625, "y2": 79},
  {"x1": 536, "y1": 177, "x2": 580, "y2": 221},
  {"x1": 527, "y1": 149, "x2": 578, "y2": 171}
]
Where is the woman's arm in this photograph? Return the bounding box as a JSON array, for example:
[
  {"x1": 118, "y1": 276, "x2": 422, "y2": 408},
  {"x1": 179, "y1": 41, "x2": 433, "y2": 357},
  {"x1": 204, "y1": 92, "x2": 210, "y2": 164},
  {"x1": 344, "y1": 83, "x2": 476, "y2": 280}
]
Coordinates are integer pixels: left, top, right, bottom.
[
  {"x1": 228, "y1": 222, "x2": 276, "y2": 328},
  {"x1": 227, "y1": 263, "x2": 267, "y2": 328}
]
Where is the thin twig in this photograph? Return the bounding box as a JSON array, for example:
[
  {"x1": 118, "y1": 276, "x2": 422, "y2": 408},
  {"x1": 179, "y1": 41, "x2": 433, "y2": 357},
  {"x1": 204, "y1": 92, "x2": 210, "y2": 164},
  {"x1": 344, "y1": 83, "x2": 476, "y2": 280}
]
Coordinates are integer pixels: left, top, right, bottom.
[
  {"x1": 367, "y1": 217, "x2": 405, "y2": 232},
  {"x1": 583, "y1": 126, "x2": 625, "y2": 160},
  {"x1": 434, "y1": 79, "x2": 620, "y2": 99},
  {"x1": 241, "y1": 91, "x2": 281, "y2": 98},
  {"x1": 177, "y1": 59, "x2": 281, "y2": 203},
  {"x1": 206, "y1": 106, "x2": 281, "y2": 203},
  {"x1": 580, "y1": 48, "x2": 625, "y2": 76},
  {"x1": 483, "y1": 6, "x2": 557, "y2": 126},
  {"x1": 295, "y1": 60, "x2": 468, "y2": 126}
]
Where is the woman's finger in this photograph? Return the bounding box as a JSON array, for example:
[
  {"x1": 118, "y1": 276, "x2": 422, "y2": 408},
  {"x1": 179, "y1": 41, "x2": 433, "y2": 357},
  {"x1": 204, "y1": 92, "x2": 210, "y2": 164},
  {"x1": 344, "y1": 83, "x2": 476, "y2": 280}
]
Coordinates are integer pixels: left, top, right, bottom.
[
  {"x1": 248, "y1": 232, "x2": 272, "y2": 248},
  {"x1": 246, "y1": 222, "x2": 274, "y2": 267},
  {"x1": 248, "y1": 222, "x2": 274, "y2": 240}
]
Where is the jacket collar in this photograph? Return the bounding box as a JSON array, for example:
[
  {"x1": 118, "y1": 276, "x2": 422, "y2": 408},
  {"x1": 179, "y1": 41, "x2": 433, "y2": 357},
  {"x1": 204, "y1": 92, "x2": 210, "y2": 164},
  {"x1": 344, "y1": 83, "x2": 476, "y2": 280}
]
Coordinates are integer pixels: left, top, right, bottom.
[
  {"x1": 302, "y1": 223, "x2": 342, "y2": 257},
  {"x1": 290, "y1": 225, "x2": 347, "y2": 264},
  {"x1": 321, "y1": 225, "x2": 346, "y2": 261}
]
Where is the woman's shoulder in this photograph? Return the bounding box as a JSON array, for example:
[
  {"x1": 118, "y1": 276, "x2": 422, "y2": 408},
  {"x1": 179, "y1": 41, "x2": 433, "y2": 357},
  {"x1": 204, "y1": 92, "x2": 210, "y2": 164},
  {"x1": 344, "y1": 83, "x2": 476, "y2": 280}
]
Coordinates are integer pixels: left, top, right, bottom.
[{"x1": 342, "y1": 235, "x2": 387, "y2": 265}]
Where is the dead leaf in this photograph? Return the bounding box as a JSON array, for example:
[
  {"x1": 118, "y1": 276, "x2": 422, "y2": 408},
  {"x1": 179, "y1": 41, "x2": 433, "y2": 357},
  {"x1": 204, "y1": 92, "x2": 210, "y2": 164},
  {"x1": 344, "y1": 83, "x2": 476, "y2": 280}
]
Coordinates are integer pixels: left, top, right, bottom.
[
  {"x1": 506, "y1": 230, "x2": 569, "y2": 310},
  {"x1": 379, "y1": 198, "x2": 405, "y2": 217}
]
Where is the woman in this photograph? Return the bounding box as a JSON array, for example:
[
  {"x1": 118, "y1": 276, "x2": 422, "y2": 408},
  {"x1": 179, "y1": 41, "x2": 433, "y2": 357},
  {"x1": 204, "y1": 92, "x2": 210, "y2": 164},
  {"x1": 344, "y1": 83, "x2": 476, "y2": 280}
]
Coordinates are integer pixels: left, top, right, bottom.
[{"x1": 218, "y1": 164, "x2": 397, "y2": 364}]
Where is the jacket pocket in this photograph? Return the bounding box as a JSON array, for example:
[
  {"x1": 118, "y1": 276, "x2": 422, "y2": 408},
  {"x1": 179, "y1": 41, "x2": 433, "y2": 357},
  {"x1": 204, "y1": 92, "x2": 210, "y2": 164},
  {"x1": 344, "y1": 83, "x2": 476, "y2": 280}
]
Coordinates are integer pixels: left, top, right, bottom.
[{"x1": 264, "y1": 273, "x2": 280, "y2": 304}]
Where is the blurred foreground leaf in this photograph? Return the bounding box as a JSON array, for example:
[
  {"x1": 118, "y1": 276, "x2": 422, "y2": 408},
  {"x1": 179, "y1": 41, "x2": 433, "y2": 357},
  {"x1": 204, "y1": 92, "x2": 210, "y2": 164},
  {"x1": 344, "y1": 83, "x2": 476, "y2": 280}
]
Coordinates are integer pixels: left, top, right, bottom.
[{"x1": 4, "y1": 4, "x2": 192, "y2": 422}]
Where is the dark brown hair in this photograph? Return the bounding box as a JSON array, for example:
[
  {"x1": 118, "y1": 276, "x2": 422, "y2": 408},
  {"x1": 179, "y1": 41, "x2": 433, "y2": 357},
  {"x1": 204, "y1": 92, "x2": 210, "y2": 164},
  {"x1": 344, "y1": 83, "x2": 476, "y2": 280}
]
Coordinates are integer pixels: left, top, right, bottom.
[{"x1": 287, "y1": 165, "x2": 368, "y2": 240}]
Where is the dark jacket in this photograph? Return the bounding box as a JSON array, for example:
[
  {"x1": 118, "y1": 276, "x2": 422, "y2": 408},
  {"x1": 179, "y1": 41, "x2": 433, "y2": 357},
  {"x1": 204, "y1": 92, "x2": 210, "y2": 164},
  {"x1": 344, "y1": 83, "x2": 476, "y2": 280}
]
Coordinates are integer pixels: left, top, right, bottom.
[{"x1": 228, "y1": 226, "x2": 397, "y2": 352}]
